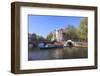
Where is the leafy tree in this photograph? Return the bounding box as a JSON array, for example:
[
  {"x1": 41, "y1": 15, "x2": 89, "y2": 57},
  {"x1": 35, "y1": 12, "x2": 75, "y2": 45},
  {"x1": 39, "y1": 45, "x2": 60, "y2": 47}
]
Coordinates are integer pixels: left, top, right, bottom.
[
  {"x1": 37, "y1": 35, "x2": 45, "y2": 41},
  {"x1": 29, "y1": 33, "x2": 45, "y2": 42},
  {"x1": 78, "y1": 17, "x2": 88, "y2": 41},
  {"x1": 46, "y1": 32, "x2": 53, "y2": 41},
  {"x1": 63, "y1": 25, "x2": 79, "y2": 41},
  {"x1": 31, "y1": 33, "x2": 37, "y2": 40}
]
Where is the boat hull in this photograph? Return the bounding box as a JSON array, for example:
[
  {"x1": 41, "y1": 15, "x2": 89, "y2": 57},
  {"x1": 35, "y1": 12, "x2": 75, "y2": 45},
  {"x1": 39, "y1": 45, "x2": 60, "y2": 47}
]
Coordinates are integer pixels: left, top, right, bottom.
[{"x1": 39, "y1": 46, "x2": 64, "y2": 49}]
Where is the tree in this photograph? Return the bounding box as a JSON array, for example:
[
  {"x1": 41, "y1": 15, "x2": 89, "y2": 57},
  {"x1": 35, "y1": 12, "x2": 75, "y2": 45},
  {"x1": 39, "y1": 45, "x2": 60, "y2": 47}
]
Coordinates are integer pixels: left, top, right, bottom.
[
  {"x1": 37, "y1": 35, "x2": 45, "y2": 41},
  {"x1": 63, "y1": 25, "x2": 79, "y2": 41},
  {"x1": 30, "y1": 33, "x2": 45, "y2": 42},
  {"x1": 78, "y1": 17, "x2": 88, "y2": 41},
  {"x1": 31, "y1": 33, "x2": 37, "y2": 40},
  {"x1": 46, "y1": 32, "x2": 53, "y2": 41}
]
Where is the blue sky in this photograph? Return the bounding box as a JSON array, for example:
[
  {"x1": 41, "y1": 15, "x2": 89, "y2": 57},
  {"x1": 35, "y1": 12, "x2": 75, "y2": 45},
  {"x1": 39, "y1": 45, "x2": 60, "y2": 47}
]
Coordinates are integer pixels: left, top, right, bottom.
[{"x1": 28, "y1": 15, "x2": 83, "y2": 38}]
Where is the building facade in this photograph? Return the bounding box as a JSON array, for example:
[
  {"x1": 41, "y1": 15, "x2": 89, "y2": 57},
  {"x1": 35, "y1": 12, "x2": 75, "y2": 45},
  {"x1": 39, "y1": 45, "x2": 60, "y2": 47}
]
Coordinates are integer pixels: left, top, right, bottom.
[{"x1": 52, "y1": 29, "x2": 64, "y2": 41}]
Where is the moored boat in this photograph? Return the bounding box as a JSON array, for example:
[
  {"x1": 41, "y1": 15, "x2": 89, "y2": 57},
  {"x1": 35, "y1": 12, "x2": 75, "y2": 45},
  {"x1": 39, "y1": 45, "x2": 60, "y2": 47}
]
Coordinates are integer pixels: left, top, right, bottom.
[{"x1": 39, "y1": 44, "x2": 64, "y2": 49}]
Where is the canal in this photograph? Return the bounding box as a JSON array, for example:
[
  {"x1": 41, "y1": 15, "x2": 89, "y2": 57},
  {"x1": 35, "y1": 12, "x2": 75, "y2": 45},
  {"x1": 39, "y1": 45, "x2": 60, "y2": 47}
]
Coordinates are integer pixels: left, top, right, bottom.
[{"x1": 28, "y1": 47, "x2": 88, "y2": 61}]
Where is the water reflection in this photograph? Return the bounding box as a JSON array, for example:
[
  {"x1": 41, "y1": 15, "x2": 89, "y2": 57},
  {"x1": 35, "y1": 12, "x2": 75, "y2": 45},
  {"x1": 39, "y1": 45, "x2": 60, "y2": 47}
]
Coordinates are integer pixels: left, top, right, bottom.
[{"x1": 28, "y1": 47, "x2": 88, "y2": 60}]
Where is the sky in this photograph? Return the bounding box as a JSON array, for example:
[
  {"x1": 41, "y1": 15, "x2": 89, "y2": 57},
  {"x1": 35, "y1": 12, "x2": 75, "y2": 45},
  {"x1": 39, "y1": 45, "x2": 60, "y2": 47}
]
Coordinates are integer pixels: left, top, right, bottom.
[{"x1": 28, "y1": 15, "x2": 83, "y2": 38}]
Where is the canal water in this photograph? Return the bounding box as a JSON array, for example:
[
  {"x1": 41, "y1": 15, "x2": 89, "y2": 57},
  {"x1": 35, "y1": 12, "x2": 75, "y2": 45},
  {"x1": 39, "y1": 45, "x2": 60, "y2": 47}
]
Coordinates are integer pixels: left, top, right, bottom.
[{"x1": 28, "y1": 47, "x2": 88, "y2": 61}]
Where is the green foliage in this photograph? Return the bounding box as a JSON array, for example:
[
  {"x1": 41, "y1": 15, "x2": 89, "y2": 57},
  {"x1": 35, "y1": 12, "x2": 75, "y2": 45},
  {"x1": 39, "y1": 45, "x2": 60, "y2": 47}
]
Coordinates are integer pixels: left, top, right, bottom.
[
  {"x1": 46, "y1": 32, "x2": 53, "y2": 41},
  {"x1": 64, "y1": 18, "x2": 87, "y2": 41},
  {"x1": 78, "y1": 18, "x2": 88, "y2": 41},
  {"x1": 31, "y1": 33, "x2": 45, "y2": 41},
  {"x1": 63, "y1": 25, "x2": 79, "y2": 41}
]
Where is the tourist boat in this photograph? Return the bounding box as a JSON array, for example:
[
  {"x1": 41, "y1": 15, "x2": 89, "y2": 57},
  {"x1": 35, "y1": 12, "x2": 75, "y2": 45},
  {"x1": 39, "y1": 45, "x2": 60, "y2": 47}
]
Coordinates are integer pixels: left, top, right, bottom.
[
  {"x1": 38, "y1": 43, "x2": 64, "y2": 49},
  {"x1": 39, "y1": 45, "x2": 64, "y2": 49},
  {"x1": 39, "y1": 45, "x2": 56, "y2": 49},
  {"x1": 38, "y1": 40, "x2": 74, "y2": 49}
]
